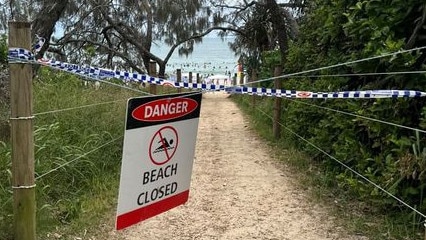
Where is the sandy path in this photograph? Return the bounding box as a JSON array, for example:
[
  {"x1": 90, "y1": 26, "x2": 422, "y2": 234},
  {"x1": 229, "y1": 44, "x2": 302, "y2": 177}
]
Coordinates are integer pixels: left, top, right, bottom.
[{"x1": 111, "y1": 93, "x2": 366, "y2": 240}]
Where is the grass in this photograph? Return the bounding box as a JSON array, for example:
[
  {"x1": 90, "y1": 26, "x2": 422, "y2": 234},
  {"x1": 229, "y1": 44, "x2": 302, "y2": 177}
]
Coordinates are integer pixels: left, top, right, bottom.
[
  {"x1": 0, "y1": 68, "x2": 147, "y2": 239},
  {"x1": 232, "y1": 94, "x2": 425, "y2": 240}
]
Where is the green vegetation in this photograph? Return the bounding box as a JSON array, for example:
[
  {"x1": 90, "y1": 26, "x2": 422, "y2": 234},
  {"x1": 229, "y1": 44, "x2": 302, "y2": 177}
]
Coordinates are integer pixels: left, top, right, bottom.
[
  {"x1": 233, "y1": 94, "x2": 425, "y2": 239},
  {"x1": 232, "y1": 1, "x2": 426, "y2": 239},
  {"x1": 0, "y1": 68, "x2": 145, "y2": 239}
]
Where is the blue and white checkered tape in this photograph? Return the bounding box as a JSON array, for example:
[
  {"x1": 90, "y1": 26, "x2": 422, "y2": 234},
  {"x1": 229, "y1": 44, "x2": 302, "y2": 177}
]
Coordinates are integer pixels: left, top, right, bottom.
[
  {"x1": 32, "y1": 36, "x2": 46, "y2": 54},
  {"x1": 8, "y1": 47, "x2": 426, "y2": 99}
]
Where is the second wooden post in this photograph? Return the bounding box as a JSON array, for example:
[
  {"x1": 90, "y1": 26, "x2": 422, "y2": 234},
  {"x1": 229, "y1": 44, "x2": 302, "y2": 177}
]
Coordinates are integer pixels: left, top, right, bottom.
[{"x1": 273, "y1": 66, "x2": 282, "y2": 139}]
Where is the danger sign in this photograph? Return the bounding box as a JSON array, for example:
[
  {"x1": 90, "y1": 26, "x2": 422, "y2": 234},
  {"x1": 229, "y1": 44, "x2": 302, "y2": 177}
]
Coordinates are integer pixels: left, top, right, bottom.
[{"x1": 116, "y1": 92, "x2": 202, "y2": 230}]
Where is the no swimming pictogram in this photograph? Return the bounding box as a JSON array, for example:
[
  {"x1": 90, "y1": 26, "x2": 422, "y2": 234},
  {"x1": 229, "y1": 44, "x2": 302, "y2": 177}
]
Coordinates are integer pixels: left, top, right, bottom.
[{"x1": 149, "y1": 126, "x2": 178, "y2": 165}]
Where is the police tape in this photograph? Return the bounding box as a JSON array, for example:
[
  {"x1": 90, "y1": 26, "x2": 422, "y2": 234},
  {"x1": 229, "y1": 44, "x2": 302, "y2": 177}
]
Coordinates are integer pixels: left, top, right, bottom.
[{"x1": 8, "y1": 47, "x2": 426, "y2": 99}]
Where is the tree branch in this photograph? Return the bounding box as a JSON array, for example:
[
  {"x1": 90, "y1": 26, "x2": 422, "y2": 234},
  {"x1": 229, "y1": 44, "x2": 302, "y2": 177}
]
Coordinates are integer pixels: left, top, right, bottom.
[
  {"x1": 163, "y1": 26, "x2": 244, "y2": 63},
  {"x1": 406, "y1": 4, "x2": 426, "y2": 49},
  {"x1": 55, "y1": 39, "x2": 146, "y2": 73}
]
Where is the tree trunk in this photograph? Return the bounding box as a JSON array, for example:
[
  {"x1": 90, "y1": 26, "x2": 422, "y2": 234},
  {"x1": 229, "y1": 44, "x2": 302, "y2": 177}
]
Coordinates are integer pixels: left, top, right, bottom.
[
  {"x1": 158, "y1": 63, "x2": 166, "y2": 78},
  {"x1": 31, "y1": 1, "x2": 69, "y2": 59},
  {"x1": 264, "y1": 0, "x2": 288, "y2": 66}
]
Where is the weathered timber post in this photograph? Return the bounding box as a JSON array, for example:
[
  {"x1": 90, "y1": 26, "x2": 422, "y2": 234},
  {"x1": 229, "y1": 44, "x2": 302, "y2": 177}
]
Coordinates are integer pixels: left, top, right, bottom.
[
  {"x1": 251, "y1": 69, "x2": 257, "y2": 108},
  {"x1": 189, "y1": 72, "x2": 193, "y2": 91},
  {"x1": 149, "y1": 61, "x2": 157, "y2": 95},
  {"x1": 273, "y1": 66, "x2": 282, "y2": 139},
  {"x1": 9, "y1": 21, "x2": 36, "y2": 240},
  {"x1": 176, "y1": 69, "x2": 182, "y2": 93},
  {"x1": 239, "y1": 72, "x2": 244, "y2": 85}
]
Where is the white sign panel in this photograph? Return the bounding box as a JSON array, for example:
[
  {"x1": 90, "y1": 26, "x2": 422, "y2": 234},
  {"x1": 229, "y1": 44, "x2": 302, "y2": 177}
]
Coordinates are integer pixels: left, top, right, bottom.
[{"x1": 116, "y1": 92, "x2": 202, "y2": 230}]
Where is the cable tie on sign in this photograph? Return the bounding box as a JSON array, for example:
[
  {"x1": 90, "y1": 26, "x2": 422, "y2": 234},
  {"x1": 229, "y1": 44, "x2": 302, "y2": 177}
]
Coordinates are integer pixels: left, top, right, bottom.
[
  {"x1": 9, "y1": 116, "x2": 35, "y2": 120},
  {"x1": 12, "y1": 184, "x2": 36, "y2": 189}
]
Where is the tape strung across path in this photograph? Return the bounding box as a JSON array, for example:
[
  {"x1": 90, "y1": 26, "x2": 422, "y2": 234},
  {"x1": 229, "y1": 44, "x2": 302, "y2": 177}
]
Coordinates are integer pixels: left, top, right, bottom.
[{"x1": 8, "y1": 47, "x2": 426, "y2": 99}]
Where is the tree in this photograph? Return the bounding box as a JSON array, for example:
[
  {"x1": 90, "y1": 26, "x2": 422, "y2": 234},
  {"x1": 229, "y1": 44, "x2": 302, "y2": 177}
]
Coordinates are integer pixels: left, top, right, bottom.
[
  {"x1": 2, "y1": 0, "x2": 233, "y2": 77},
  {"x1": 2, "y1": 0, "x2": 305, "y2": 78},
  {"x1": 31, "y1": 1, "x2": 69, "y2": 60},
  {"x1": 47, "y1": 0, "x2": 220, "y2": 77},
  {"x1": 210, "y1": 0, "x2": 303, "y2": 75},
  {"x1": 280, "y1": 0, "x2": 426, "y2": 218}
]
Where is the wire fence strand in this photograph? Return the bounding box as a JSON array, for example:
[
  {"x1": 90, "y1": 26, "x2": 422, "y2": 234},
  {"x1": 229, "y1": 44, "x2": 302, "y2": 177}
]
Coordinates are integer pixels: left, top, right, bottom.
[
  {"x1": 288, "y1": 70, "x2": 426, "y2": 78},
  {"x1": 285, "y1": 98, "x2": 426, "y2": 134},
  {"x1": 241, "y1": 45, "x2": 426, "y2": 87},
  {"x1": 34, "y1": 99, "x2": 127, "y2": 116},
  {"x1": 35, "y1": 135, "x2": 122, "y2": 180},
  {"x1": 251, "y1": 102, "x2": 426, "y2": 219}
]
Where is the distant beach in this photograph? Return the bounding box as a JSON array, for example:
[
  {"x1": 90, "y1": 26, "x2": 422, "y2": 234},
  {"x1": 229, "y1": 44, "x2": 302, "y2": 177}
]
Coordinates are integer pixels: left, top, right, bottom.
[{"x1": 151, "y1": 37, "x2": 239, "y2": 81}]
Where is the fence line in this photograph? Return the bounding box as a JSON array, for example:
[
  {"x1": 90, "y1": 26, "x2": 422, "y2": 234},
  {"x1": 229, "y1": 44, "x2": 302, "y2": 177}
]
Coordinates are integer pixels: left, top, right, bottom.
[
  {"x1": 7, "y1": 24, "x2": 423, "y2": 239},
  {"x1": 251, "y1": 101, "x2": 426, "y2": 220},
  {"x1": 1, "y1": 135, "x2": 123, "y2": 215},
  {"x1": 286, "y1": 99, "x2": 426, "y2": 134},
  {"x1": 9, "y1": 47, "x2": 426, "y2": 99},
  {"x1": 10, "y1": 34, "x2": 426, "y2": 200}
]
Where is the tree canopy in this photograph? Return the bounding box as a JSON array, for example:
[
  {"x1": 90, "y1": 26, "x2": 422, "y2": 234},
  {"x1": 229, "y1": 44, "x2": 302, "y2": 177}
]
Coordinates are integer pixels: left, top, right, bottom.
[{"x1": 2, "y1": 0, "x2": 303, "y2": 77}]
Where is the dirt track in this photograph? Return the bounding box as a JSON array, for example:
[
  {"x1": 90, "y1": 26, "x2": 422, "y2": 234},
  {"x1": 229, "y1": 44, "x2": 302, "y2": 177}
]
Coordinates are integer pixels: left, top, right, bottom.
[{"x1": 109, "y1": 92, "x2": 367, "y2": 240}]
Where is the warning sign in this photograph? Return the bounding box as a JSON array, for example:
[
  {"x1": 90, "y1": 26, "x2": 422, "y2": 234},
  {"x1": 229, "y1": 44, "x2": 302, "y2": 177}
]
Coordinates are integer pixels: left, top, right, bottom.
[{"x1": 116, "y1": 92, "x2": 202, "y2": 230}]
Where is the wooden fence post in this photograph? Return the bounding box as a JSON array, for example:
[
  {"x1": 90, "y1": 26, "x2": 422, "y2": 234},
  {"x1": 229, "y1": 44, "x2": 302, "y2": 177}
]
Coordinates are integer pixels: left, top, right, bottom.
[
  {"x1": 149, "y1": 61, "x2": 157, "y2": 95},
  {"x1": 251, "y1": 69, "x2": 257, "y2": 108},
  {"x1": 273, "y1": 66, "x2": 283, "y2": 139},
  {"x1": 9, "y1": 21, "x2": 36, "y2": 240},
  {"x1": 176, "y1": 69, "x2": 182, "y2": 93}
]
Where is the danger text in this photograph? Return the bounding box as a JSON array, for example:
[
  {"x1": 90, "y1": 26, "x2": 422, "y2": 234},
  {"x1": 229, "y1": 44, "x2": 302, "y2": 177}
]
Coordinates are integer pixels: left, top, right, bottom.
[{"x1": 144, "y1": 101, "x2": 189, "y2": 119}]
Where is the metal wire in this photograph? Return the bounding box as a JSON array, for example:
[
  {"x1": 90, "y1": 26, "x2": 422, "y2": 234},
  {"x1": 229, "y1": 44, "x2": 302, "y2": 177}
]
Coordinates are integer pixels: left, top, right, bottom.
[
  {"x1": 34, "y1": 99, "x2": 127, "y2": 116},
  {"x1": 253, "y1": 104, "x2": 426, "y2": 219},
  {"x1": 35, "y1": 136, "x2": 122, "y2": 180},
  {"x1": 286, "y1": 99, "x2": 426, "y2": 134}
]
